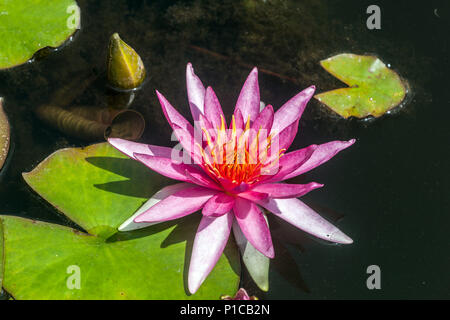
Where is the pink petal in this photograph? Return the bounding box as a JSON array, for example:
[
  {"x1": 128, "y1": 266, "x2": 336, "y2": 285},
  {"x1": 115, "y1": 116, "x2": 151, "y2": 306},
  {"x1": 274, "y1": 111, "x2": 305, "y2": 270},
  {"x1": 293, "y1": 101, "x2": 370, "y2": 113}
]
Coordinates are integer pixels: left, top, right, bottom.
[
  {"x1": 108, "y1": 138, "x2": 172, "y2": 160},
  {"x1": 188, "y1": 212, "x2": 233, "y2": 294},
  {"x1": 234, "y1": 67, "x2": 260, "y2": 124},
  {"x1": 184, "y1": 169, "x2": 222, "y2": 191},
  {"x1": 204, "y1": 86, "x2": 225, "y2": 129},
  {"x1": 261, "y1": 144, "x2": 317, "y2": 183},
  {"x1": 202, "y1": 193, "x2": 236, "y2": 216},
  {"x1": 156, "y1": 90, "x2": 194, "y2": 133},
  {"x1": 252, "y1": 104, "x2": 274, "y2": 132},
  {"x1": 232, "y1": 288, "x2": 252, "y2": 300},
  {"x1": 231, "y1": 108, "x2": 245, "y2": 131},
  {"x1": 258, "y1": 197, "x2": 353, "y2": 244},
  {"x1": 238, "y1": 191, "x2": 268, "y2": 202},
  {"x1": 198, "y1": 113, "x2": 215, "y2": 140},
  {"x1": 134, "y1": 186, "x2": 218, "y2": 223},
  {"x1": 133, "y1": 153, "x2": 203, "y2": 183},
  {"x1": 275, "y1": 118, "x2": 300, "y2": 152},
  {"x1": 233, "y1": 198, "x2": 274, "y2": 258},
  {"x1": 156, "y1": 91, "x2": 202, "y2": 163},
  {"x1": 271, "y1": 85, "x2": 315, "y2": 134},
  {"x1": 283, "y1": 139, "x2": 356, "y2": 180},
  {"x1": 172, "y1": 124, "x2": 203, "y2": 165},
  {"x1": 186, "y1": 63, "x2": 206, "y2": 122},
  {"x1": 252, "y1": 182, "x2": 323, "y2": 199},
  {"x1": 119, "y1": 183, "x2": 193, "y2": 231}
]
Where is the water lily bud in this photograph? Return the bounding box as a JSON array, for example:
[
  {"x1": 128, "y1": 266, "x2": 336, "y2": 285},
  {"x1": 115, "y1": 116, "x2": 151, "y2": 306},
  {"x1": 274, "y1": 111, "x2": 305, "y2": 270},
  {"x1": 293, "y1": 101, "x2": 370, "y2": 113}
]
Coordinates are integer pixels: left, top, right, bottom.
[{"x1": 107, "y1": 33, "x2": 146, "y2": 90}]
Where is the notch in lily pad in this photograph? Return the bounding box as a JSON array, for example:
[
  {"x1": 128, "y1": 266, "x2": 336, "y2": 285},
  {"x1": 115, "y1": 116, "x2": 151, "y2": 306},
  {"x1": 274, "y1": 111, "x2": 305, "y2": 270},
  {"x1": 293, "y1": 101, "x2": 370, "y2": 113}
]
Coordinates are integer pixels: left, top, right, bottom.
[
  {"x1": 107, "y1": 33, "x2": 146, "y2": 91},
  {"x1": 315, "y1": 54, "x2": 407, "y2": 119}
]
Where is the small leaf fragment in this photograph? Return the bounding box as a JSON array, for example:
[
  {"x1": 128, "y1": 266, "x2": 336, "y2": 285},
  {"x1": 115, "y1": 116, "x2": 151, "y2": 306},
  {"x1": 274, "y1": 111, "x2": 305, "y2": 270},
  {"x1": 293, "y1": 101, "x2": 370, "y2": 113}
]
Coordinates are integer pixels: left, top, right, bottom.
[
  {"x1": 107, "y1": 33, "x2": 146, "y2": 90},
  {"x1": 315, "y1": 53, "x2": 406, "y2": 118},
  {"x1": 0, "y1": 98, "x2": 10, "y2": 171}
]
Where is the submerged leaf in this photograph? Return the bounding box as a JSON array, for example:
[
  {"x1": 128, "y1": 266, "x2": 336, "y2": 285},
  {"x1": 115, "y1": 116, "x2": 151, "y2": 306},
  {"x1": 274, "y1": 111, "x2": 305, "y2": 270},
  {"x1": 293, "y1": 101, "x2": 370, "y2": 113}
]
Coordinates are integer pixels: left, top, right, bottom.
[
  {"x1": 315, "y1": 53, "x2": 406, "y2": 118},
  {"x1": 0, "y1": 98, "x2": 10, "y2": 170},
  {"x1": 0, "y1": 0, "x2": 80, "y2": 69},
  {"x1": 107, "y1": 33, "x2": 146, "y2": 90},
  {"x1": 35, "y1": 105, "x2": 145, "y2": 142},
  {"x1": 35, "y1": 105, "x2": 108, "y2": 141}
]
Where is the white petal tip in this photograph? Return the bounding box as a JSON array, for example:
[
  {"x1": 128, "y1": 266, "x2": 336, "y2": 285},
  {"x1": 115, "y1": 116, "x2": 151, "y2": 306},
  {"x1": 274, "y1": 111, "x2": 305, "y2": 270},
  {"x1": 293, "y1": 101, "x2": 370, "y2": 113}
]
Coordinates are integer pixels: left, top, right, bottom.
[
  {"x1": 186, "y1": 63, "x2": 199, "y2": 80},
  {"x1": 303, "y1": 85, "x2": 316, "y2": 97},
  {"x1": 188, "y1": 280, "x2": 201, "y2": 295},
  {"x1": 118, "y1": 218, "x2": 156, "y2": 232},
  {"x1": 117, "y1": 216, "x2": 156, "y2": 232},
  {"x1": 329, "y1": 230, "x2": 353, "y2": 244},
  {"x1": 118, "y1": 222, "x2": 134, "y2": 232},
  {"x1": 107, "y1": 137, "x2": 125, "y2": 147},
  {"x1": 133, "y1": 216, "x2": 145, "y2": 223}
]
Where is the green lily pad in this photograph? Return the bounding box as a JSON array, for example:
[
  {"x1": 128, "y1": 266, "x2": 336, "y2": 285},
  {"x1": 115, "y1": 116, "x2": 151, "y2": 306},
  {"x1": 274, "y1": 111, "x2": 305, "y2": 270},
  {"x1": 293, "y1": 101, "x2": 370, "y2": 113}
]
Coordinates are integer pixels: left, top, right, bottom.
[
  {"x1": 0, "y1": 98, "x2": 10, "y2": 170},
  {"x1": 0, "y1": 0, "x2": 80, "y2": 69},
  {"x1": 315, "y1": 53, "x2": 406, "y2": 118},
  {"x1": 0, "y1": 219, "x2": 4, "y2": 290},
  {"x1": 0, "y1": 215, "x2": 239, "y2": 299},
  {"x1": 3, "y1": 142, "x2": 240, "y2": 299}
]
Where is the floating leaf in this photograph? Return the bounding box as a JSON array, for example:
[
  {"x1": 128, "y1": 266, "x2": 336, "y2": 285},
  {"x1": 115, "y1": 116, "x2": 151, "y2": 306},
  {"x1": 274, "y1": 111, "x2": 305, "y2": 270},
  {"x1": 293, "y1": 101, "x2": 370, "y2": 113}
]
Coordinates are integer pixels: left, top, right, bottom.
[
  {"x1": 107, "y1": 33, "x2": 146, "y2": 90},
  {"x1": 0, "y1": 215, "x2": 239, "y2": 300},
  {"x1": 0, "y1": 219, "x2": 4, "y2": 290},
  {"x1": 315, "y1": 54, "x2": 406, "y2": 118},
  {"x1": 0, "y1": 0, "x2": 80, "y2": 69},
  {"x1": 1, "y1": 143, "x2": 240, "y2": 299},
  {"x1": 0, "y1": 98, "x2": 10, "y2": 171}
]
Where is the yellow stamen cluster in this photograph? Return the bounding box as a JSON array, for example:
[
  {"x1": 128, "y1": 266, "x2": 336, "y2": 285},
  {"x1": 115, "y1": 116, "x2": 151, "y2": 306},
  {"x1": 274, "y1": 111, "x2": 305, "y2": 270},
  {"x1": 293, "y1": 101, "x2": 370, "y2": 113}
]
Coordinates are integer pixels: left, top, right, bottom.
[{"x1": 198, "y1": 115, "x2": 285, "y2": 187}]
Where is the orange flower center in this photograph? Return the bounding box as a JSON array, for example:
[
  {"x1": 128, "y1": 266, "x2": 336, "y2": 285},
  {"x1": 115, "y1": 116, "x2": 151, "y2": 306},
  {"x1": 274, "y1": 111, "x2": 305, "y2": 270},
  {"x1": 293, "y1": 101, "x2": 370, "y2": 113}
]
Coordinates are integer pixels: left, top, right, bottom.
[{"x1": 197, "y1": 115, "x2": 285, "y2": 187}]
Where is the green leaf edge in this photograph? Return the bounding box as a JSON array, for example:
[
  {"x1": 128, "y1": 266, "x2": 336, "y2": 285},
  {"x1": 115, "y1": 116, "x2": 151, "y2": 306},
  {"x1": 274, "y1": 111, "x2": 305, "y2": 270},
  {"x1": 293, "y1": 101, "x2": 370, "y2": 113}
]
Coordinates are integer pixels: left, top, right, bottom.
[{"x1": 0, "y1": 1, "x2": 81, "y2": 70}]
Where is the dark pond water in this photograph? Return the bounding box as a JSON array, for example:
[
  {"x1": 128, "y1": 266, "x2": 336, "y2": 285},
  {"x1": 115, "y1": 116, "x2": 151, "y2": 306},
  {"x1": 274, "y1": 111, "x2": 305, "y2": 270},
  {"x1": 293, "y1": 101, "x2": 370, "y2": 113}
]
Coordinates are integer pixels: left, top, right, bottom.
[{"x1": 0, "y1": 0, "x2": 449, "y2": 299}]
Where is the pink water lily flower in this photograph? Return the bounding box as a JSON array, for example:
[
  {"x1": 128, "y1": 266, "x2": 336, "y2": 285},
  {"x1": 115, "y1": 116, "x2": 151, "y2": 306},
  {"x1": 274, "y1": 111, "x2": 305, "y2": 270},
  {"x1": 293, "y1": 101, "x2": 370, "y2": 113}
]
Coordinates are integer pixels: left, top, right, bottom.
[
  {"x1": 221, "y1": 288, "x2": 258, "y2": 300},
  {"x1": 109, "y1": 63, "x2": 355, "y2": 294}
]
